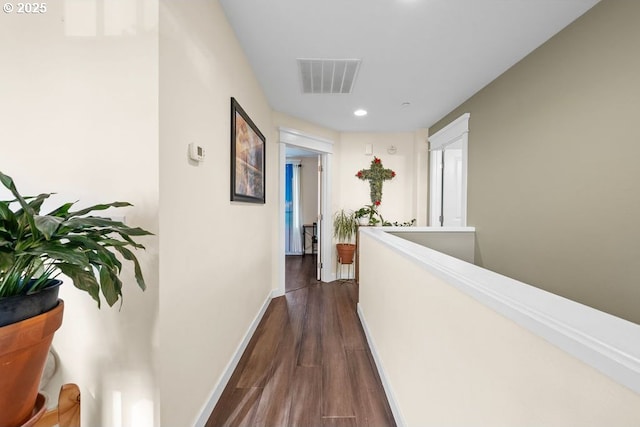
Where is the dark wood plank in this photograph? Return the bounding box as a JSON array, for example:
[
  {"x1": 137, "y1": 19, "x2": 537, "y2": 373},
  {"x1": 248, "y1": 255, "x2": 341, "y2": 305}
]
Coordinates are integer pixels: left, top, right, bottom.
[
  {"x1": 251, "y1": 328, "x2": 296, "y2": 426},
  {"x1": 322, "y1": 417, "x2": 358, "y2": 427},
  {"x1": 333, "y1": 284, "x2": 367, "y2": 350},
  {"x1": 321, "y1": 284, "x2": 355, "y2": 418},
  {"x1": 297, "y1": 284, "x2": 323, "y2": 367},
  {"x1": 346, "y1": 349, "x2": 396, "y2": 427},
  {"x1": 209, "y1": 257, "x2": 395, "y2": 427},
  {"x1": 236, "y1": 297, "x2": 288, "y2": 388},
  {"x1": 285, "y1": 255, "x2": 303, "y2": 292},
  {"x1": 286, "y1": 255, "x2": 316, "y2": 292},
  {"x1": 205, "y1": 387, "x2": 262, "y2": 427},
  {"x1": 284, "y1": 286, "x2": 309, "y2": 349},
  {"x1": 288, "y1": 366, "x2": 322, "y2": 427},
  {"x1": 347, "y1": 281, "x2": 359, "y2": 305}
]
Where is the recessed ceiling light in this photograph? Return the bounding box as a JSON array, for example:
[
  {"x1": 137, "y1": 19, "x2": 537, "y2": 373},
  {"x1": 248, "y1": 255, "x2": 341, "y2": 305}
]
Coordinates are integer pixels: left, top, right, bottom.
[
  {"x1": 401, "y1": 102, "x2": 411, "y2": 109},
  {"x1": 354, "y1": 109, "x2": 368, "y2": 117}
]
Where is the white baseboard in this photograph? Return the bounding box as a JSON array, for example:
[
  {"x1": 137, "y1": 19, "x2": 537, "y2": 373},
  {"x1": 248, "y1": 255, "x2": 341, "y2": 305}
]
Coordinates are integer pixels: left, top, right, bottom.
[
  {"x1": 357, "y1": 303, "x2": 406, "y2": 427},
  {"x1": 193, "y1": 290, "x2": 276, "y2": 427}
]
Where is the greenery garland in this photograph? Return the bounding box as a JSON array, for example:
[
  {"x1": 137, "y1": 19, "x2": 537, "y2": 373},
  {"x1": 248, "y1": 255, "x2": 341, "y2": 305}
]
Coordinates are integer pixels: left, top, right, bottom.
[{"x1": 355, "y1": 156, "x2": 396, "y2": 205}]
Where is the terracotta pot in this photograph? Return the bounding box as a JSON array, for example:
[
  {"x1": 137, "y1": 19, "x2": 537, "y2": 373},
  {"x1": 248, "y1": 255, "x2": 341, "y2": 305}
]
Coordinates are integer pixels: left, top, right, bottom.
[
  {"x1": 0, "y1": 300, "x2": 64, "y2": 427},
  {"x1": 336, "y1": 243, "x2": 356, "y2": 265},
  {"x1": 20, "y1": 393, "x2": 47, "y2": 427}
]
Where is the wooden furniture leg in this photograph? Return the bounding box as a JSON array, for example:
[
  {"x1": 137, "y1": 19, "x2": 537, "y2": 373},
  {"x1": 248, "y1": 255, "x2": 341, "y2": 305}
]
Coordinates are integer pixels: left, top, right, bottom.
[{"x1": 34, "y1": 384, "x2": 80, "y2": 427}]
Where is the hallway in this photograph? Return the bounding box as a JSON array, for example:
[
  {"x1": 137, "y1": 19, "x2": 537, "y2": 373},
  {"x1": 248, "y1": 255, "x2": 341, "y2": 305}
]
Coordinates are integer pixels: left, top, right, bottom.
[{"x1": 206, "y1": 256, "x2": 396, "y2": 426}]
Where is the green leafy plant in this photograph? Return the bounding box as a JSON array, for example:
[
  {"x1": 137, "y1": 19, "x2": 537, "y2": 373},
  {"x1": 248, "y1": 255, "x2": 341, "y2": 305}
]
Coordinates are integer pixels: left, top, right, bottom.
[
  {"x1": 381, "y1": 218, "x2": 417, "y2": 227},
  {"x1": 333, "y1": 209, "x2": 358, "y2": 243},
  {"x1": 0, "y1": 171, "x2": 152, "y2": 307},
  {"x1": 355, "y1": 156, "x2": 396, "y2": 205},
  {"x1": 355, "y1": 204, "x2": 381, "y2": 226},
  {"x1": 355, "y1": 204, "x2": 416, "y2": 227}
]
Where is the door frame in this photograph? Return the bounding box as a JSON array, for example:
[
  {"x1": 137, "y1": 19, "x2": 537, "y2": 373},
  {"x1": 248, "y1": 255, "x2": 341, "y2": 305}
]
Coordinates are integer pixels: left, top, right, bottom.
[
  {"x1": 276, "y1": 127, "x2": 334, "y2": 296},
  {"x1": 428, "y1": 113, "x2": 470, "y2": 226}
]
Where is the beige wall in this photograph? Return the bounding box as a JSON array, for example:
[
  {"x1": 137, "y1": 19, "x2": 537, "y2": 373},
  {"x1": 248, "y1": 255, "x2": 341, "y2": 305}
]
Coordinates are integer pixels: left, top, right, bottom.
[
  {"x1": 0, "y1": 2, "x2": 160, "y2": 426},
  {"x1": 389, "y1": 229, "x2": 475, "y2": 264},
  {"x1": 337, "y1": 132, "x2": 418, "y2": 224},
  {"x1": 359, "y1": 231, "x2": 640, "y2": 426},
  {"x1": 430, "y1": 0, "x2": 640, "y2": 324},
  {"x1": 273, "y1": 111, "x2": 340, "y2": 144},
  {"x1": 159, "y1": 1, "x2": 275, "y2": 425}
]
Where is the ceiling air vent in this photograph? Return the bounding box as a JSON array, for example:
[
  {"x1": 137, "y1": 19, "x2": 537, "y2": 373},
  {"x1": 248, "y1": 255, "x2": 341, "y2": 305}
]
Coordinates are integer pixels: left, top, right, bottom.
[{"x1": 297, "y1": 58, "x2": 361, "y2": 94}]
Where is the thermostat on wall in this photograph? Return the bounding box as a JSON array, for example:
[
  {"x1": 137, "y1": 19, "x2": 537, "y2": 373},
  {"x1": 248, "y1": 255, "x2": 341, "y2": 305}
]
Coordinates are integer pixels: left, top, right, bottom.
[{"x1": 189, "y1": 143, "x2": 205, "y2": 162}]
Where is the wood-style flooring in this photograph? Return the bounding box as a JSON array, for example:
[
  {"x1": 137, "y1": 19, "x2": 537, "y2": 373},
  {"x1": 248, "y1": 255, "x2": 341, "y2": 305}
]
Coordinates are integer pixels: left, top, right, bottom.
[
  {"x1": 285, "y1": 253, "x2": 317, "y2": 293},
  {"x1": 206, "y1": 255, "x2": 396, "y2": 427}
]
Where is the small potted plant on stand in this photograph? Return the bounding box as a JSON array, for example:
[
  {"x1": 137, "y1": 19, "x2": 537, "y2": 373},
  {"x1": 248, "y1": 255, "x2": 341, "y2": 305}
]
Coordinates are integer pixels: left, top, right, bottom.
[
  {"x1": 333, "y1": 209, "x2": 358, "y2": 265},
  {"x1": 0, "y1": 171, "x2": 152, "y2": 427}
]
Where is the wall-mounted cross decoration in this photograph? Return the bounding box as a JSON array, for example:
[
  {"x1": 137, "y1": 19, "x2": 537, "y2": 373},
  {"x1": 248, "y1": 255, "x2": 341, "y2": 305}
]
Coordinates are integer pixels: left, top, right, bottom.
[{"x1": 356, "y1": 156, "x2": 396, "y2": 205}]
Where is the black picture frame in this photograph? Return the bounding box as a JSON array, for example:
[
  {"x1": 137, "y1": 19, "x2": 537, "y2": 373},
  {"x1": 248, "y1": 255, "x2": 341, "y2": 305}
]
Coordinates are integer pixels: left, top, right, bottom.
[{"x1": 230, "y1": 97, "x2": 266, "y2": 204}]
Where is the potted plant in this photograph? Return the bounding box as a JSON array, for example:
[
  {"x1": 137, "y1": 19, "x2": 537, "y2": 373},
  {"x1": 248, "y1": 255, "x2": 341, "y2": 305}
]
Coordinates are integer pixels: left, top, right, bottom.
[
  {"x1": 0, "y1": 170, "x2": 152, "y2": 427},
  {"x1": 333, "y1": 209, "x2": 358, "y2": 265},
  {"x1": 355, "y1": 204, "x2": 381, "y2": 226}
]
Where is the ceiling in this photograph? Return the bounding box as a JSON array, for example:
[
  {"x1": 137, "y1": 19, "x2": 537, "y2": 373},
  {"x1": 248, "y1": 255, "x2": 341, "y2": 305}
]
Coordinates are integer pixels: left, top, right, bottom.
[{"x1": 219, "y1": 0, "x2": 599, "y2": 133}]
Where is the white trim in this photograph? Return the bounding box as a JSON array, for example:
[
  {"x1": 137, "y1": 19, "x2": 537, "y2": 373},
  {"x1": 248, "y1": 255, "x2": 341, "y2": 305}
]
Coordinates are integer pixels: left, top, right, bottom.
[
  {"x1": 278, "y1": 127, "x2": 334, "y2": 154},
  {"x1": 278, "y1": 142, "x2": 287, "y2": 294},
  {"x1": 428, "y1": 112, "x2": 470, "y2": 150},
  {"x1": 279, "y1": 128, "x2": 335, "y2": 292},
  {"x1": 320, "y1": 154, "x2": 335, "y2": 282},
  {"x1": 193, "y1": 290, "x2": 276, "y2": 427},
  {"x1": 385, "y1": 226, "x2": 475, "y2": 233},
  {"x1": 361, "y1": 227, "x2": 640, "y2": 395},
  {"x1": 429, "y1": 150, "x2": 442, "y2": 226},
  {"x1": 461, "y1": 134, "x2": 468, "y2": 226},
  {"x1": 357, "y1": 304, "x2": 406, "y2": 427}
]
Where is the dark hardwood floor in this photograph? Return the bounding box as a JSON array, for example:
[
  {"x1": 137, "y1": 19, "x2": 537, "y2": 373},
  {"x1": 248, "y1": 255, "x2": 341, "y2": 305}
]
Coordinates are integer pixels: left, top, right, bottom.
[
  {"x1": 206, "y1": 256, "x2": 396, "y2": 427},
  {"x1": 285, "y1": 254, "x2": 318, "y2": 293}
]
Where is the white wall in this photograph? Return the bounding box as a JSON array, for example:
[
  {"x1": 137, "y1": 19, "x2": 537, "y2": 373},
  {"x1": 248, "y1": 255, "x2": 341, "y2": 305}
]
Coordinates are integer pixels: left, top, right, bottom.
[
  {"x1": 336, "y1": 132, "x2": 419, "y2": 225},
  {"x1": 359, "y1": 230, "x2": 640, "y2": 426},
  {"x1": 159, "y1": 1, "x2": 275, "y2": 425},
  {"x1": 0, "y1": 2, "x2": 160, "y2": 426}
]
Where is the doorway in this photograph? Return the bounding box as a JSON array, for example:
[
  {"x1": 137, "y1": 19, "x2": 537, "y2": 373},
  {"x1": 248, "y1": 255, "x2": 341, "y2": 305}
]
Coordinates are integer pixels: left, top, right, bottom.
[
  {"x1": 428, "y1": 113, "x2": 469, "y2": 227},
  {"x1": 277, "y1": 128, "x2": 334, "y2": 297},
  {"x1": 429, "y1": 146, "x2": 464, "y2": 226},
  {"x1": 285, "y1": 153, "x2": 319, "y2": 291}
]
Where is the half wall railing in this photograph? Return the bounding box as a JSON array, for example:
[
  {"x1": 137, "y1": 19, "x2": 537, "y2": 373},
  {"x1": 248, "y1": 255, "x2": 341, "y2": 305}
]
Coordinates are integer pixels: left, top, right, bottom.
[{"x1": 357, "y1": 227, "x2": 640, "y2": 427}]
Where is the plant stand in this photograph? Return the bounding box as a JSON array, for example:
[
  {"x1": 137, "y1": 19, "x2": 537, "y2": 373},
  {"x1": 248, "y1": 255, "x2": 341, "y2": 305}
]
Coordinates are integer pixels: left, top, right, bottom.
[
  {"x1": 336, "y1": 255, "x2": 355, "y2": 283},
  {"x1": 34, "y1": 384, "x2": 80, "y2": 427}
]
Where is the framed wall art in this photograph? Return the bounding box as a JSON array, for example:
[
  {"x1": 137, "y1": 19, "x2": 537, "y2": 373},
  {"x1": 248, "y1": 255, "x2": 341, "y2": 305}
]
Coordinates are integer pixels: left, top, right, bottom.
[{"x1": 230, "y1": 97, "x2": 266, "y2": 204}]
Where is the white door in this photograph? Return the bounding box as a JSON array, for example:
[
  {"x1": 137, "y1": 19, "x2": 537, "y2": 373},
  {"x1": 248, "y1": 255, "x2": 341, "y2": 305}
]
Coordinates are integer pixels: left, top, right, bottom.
[
  {"x1": 428, "y1": 113, "x2": 469, "y2": 227},
  {"x1": 442, "y1": 148, "x2": 463, "y2": 226}
]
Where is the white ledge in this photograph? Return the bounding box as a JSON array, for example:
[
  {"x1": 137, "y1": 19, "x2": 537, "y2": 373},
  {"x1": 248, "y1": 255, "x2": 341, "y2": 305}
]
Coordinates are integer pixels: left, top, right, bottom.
[
  {"x1": 382, "y1": 226, "x2": 475, "y2": 233},
  {"x1": 361, "y1": 227, "x2": 640, "y2": 395}
]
